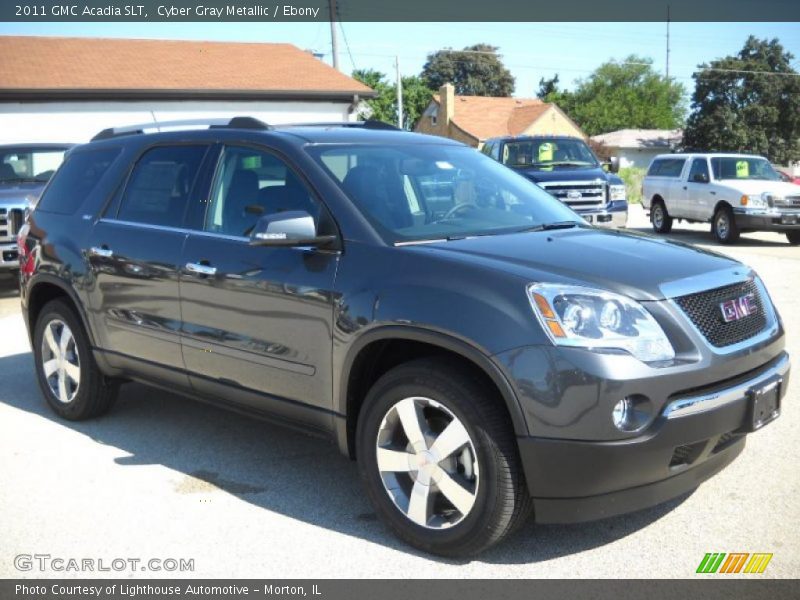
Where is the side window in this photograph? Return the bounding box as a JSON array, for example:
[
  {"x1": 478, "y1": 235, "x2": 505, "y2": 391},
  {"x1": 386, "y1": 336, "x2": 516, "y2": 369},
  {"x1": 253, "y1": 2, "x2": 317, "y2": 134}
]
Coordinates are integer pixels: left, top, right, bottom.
[
  {"x1": 36, "y1": 148, "x2": 120, "y2": 215},
  {"x1": 205, "y1": 146, "x2": 321, "y2": 237},
  {"x1": 117, "y1": 145, "x2": 207, "y2": 227},
  {"x1": 480, "y1": 142, "x2": 494, "y2": 158},
  {"x1": 688, "y1": 158, "x2": 709, "y2": 182},
  {"x1": 647, "y1": 160, "x2": 663, "y2": 176},
  {"x1": 659, "y1": 159, "x2": 686, "y2": 178}
]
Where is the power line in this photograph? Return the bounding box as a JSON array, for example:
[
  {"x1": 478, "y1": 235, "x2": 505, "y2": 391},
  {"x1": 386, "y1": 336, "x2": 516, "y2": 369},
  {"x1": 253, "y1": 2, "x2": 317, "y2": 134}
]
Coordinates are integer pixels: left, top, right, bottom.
[{"x1": 339, "y1": 21, "x2": 358, "y2": 71}]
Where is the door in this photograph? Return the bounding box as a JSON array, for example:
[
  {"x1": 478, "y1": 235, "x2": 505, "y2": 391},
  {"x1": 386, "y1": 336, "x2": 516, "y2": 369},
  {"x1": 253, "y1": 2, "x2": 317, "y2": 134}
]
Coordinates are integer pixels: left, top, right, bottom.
[
  {"x1": 87, "y1": 143, "x2": 211, "y2": 386},
  {"x1": 179, "y1": 144, "x2": 340, "y2": 426},
  {"x1": 684, "y1": 157, "x2": 713, "y2": 220}
]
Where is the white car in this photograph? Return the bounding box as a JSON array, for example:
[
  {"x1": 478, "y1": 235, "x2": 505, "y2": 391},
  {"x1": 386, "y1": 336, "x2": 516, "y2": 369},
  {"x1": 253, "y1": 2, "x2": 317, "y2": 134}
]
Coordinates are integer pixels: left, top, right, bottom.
[{"x1": 642, "y1": 153, "x2": 800, "y2": 245}]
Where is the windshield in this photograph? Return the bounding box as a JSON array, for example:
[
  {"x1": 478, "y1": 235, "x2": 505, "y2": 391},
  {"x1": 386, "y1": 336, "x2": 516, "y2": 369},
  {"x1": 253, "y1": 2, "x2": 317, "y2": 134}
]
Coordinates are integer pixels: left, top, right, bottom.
[
  {"x1": 501, "y1": 138, "x2": 599, "y2": 169},
  {"x1": 309, "y1": 143, "x2": 584, "y2": 243},
  {"x1": 710, "y1": 157, "x2": 780, "y2": 181},
  {"x1": 0, "y1": 147, "x2": 68, "y2": 184}
]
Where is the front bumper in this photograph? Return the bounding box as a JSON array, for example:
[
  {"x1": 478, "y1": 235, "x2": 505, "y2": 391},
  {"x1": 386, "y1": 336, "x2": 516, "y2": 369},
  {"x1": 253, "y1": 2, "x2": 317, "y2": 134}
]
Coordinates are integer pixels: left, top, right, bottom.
[
  {"x1": 515, "y1": 352, "x2": 789, "y2": 523},
  {"x1": 0, "y1": 242, "x2": 19, "y2": 269},
  {"x1": 733, "y1": 208, "x2": 800, "y2": 232},
  {"x1": 576, "y1": 200, "x2": 628, "y2": 228}
]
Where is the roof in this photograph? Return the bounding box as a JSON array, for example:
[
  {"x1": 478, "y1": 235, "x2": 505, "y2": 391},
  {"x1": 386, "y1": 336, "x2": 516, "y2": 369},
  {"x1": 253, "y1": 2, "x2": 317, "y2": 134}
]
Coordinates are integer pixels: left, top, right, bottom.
[
  {"x1": 81, "y1": 121, "x2": 466, "y2": 151},
  {"x1": 0, "y1": 36, "x2": 374, "y2": 101},
  {"x1": 591, "y1": 129, "x2": 682, "y2": 150},
  {"x1": 653, "y1": 152, "x2": 765, "y2": 159},
  {"x1": 431, "y1": 94, "x2": 553, "y2": 140}
]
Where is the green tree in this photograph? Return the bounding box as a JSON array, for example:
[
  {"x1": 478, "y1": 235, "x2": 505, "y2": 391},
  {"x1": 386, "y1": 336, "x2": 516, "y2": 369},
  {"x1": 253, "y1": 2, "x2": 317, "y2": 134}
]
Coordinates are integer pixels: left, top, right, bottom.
[
  {"x1": 542, "y1": 56, "x2": 685, "y2": 136},
  {"x1": 421, "y1": 44, "x2": 514, "y2": 96},
  {"x1": 351, "y1": 70, "x2": 432, "y2": 130},
  {"x1": 536, "y1": 74, "x2": 560, "y2": 99},
  {"x1": 683, "y1": 37, "x2": 800, "y2": 164}
]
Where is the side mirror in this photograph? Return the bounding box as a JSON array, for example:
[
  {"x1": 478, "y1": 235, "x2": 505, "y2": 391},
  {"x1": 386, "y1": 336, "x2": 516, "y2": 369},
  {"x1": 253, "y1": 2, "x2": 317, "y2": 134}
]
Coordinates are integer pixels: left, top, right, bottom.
[
  {"x1": 692, "y1": 173, "x2": 709, "y2": 183},
  {"x1": 607, "y1": 156, "x2": 620, "y2": 173},
  {"x1": 249, "y1": 210, "x2": 337, "y2": 248}
]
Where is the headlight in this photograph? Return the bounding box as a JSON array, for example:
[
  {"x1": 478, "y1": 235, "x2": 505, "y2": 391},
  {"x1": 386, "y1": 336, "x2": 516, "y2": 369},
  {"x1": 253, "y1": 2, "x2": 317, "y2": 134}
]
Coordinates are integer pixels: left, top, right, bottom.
[
  {"x1": 741, "y1": 194, "x2": 768, "y2": 208},
  {"x1": 527, "y1": 283, "x2": 675, "y2": 362},
  {"x1": 608, "y1": 184, "x2": 626, "y2": 201}
]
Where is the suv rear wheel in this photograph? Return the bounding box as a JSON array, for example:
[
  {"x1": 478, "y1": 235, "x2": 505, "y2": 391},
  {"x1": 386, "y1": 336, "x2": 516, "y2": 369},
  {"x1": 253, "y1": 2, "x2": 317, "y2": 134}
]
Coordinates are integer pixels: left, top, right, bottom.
[
  {"x1": 356, "y1": 357, "x2": 532, "y2": 557},
  {"x1": 651, "y1": 200, "x2": 673, "y2": 234},
  {"x1": 786, "y1": 231, "x2": 800, "y2": 245},
  {"x1": 712, "y1": 205, "x2": 740, "y2": 244},
  {"x1": 33, "y1": 299, "x2": 119, "y2": 420}
]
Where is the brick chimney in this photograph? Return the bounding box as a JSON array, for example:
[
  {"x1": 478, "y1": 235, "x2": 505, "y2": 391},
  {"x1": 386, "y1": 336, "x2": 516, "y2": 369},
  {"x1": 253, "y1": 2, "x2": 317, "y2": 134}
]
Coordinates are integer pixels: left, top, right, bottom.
[{"x1": 440, "y1": 83, "x2": 455, "y2": 130}]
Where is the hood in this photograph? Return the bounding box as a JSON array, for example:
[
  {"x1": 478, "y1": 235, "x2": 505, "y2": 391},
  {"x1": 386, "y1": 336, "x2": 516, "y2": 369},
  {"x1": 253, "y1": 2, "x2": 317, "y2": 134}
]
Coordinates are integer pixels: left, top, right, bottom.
[
  {"x1": 414, "y1": 227, "x2": 742, "y2": 301},
  {"x1": 512, "y1": 165, "x2": 620, "y2": 185},
  {"x1": 715, "y1": 179, "x2": 800, "y2": 198},
  {"x1": 0, "y1": 181, "x2": 44, "y2": 207}
]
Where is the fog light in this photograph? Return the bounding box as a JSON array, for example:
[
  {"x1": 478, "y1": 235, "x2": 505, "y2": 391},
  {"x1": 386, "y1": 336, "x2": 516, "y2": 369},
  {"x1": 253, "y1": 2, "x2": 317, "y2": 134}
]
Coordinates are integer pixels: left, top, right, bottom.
[{"x1": 612, "y1": 395, "x2": 652, "y2": 432}]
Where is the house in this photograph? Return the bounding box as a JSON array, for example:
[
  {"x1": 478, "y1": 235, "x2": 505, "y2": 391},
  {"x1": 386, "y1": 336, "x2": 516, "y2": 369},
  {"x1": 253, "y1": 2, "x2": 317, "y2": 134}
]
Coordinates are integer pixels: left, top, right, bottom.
[
  {"x1": 415, "y1": 84, "x2": 585, "y2": 147},
  {"x1": 591, "y1": 129, "x2": 683, "y2": 170},
  {"x1": 0, "y1": 36, "x2": 374, "y2": 144}
]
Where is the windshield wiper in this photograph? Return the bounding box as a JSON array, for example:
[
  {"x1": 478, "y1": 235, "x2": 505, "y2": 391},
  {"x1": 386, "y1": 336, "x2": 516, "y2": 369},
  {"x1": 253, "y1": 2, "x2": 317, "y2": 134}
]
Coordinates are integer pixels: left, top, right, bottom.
[
  {"x1": 0, "y1": 177, "x2": 45, "y2": 184},
  {"x1": 520, "y1": 221, "x2": 585, "y2": 233}
]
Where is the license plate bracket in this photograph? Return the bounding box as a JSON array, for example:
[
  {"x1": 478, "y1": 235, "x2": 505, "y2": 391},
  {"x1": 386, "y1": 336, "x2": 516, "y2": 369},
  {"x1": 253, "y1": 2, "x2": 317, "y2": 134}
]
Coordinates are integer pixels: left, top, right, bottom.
[{"x1": 744, "y1": 376, "x2": 782, "y2": 431}]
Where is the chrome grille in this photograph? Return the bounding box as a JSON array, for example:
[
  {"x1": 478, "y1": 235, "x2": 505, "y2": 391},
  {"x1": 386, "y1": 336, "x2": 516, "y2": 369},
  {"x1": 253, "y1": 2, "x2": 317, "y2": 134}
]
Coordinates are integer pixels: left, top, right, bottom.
[
  {"x1": 0, "y1": 208, "x2": 23, "y2": 243},
  {"x1": 538, "y1": 181, "x2": 606, "y2": 210},
  {"x1": 675, "y1": 279, "x2": 767, "y2": 348}
]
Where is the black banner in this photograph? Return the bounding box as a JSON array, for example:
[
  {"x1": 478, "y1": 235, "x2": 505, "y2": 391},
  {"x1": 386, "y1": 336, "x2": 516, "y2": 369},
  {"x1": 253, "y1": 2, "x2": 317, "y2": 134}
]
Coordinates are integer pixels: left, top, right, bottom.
[{"x1": 1, "y1": 0, "x2": 800, "y2": 23}]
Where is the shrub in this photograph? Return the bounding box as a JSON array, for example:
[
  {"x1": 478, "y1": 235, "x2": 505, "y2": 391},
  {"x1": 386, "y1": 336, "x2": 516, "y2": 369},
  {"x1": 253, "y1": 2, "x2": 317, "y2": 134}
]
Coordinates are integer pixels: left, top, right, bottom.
[{"x1": 618, "y1": 167, "x2": 646, "y2": 204}]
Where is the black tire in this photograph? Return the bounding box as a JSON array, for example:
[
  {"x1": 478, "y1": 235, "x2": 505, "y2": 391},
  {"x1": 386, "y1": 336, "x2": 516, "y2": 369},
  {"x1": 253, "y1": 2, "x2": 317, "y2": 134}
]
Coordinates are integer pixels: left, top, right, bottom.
[
  {"x1": 33, "y1": 299, "x2": 119, "y2": 420},
  {"x1": 786, "y1": 231, "x2": 800, "y2": 245},
  {"x1": 356, "y1": 357, "x2": 532, "y2": 557},
  {"x1": 712, "y1": 205, "x2": 740, "y2": 244},
  {"x1": 651, "y1": 200, "x2": 673, "y2": 233}
]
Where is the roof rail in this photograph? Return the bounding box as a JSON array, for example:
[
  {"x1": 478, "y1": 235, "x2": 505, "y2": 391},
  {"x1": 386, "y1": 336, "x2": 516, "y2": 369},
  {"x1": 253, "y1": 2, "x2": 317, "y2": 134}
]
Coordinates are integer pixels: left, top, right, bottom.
[
  {"x1": 91, "y1": 116, "x2": 271, "y2": 141},
  {"x1": 278, "y1": 120, "x2": 401, "y2": 131}
]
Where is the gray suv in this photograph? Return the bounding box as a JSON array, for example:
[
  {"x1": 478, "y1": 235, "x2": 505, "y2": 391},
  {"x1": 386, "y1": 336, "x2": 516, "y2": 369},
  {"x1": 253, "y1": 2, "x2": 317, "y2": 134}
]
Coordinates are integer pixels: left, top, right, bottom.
[{"x1": 19, "y1": 119, "x2": 789, "y2": 557}]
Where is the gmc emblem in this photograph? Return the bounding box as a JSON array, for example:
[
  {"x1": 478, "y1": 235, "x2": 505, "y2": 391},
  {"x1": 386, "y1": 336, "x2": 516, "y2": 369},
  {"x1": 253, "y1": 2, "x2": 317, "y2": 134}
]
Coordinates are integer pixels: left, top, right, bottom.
[{"x1": 720, "y1": 293, "x2": 758, "y2": 323}]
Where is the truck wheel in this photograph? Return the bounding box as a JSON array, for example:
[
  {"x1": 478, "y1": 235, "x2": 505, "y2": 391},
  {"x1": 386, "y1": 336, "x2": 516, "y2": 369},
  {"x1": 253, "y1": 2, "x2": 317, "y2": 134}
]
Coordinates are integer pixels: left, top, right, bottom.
[
  {"x1": 651, "y1": 201, "x2": 673, "y2": 233},
  {"x1": 356, "y1": 357, "x2": 532, "y2": 557},
  {"x1": 712, "y1": 205, "x2": 740, "y2": 244},
  {"x1": 786, "y1": 231, "x2": 800, "y2": 245},
  {"x1": 33, "y1": 299, "x2": 119, "y2": 420}
]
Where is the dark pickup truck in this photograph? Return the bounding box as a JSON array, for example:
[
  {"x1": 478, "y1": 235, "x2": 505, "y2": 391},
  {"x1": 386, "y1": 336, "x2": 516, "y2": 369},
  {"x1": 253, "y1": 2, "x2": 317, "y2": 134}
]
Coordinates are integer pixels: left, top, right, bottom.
[{"x1": 482, "y1": 135, "x2": 628, "y2": 227}]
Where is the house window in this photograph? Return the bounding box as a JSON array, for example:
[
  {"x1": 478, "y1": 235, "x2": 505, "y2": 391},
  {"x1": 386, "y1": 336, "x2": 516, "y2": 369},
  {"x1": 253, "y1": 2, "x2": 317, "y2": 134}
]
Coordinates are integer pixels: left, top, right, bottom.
[{"x1": 431, "y1": 115, "x2": 437, "y2": 126}]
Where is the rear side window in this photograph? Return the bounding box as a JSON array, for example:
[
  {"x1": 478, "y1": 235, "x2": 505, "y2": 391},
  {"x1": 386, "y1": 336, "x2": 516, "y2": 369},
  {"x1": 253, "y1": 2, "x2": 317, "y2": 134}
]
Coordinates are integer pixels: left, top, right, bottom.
[
  {"x1": 648, "y1": 158, "x2": 685, "y2": 178},
  {"x1": 36, "y1": 148, "x2": 120, "y2": 215},
  {"x1": 117, "y1": 145, "x2": 208, "y2": 227}
]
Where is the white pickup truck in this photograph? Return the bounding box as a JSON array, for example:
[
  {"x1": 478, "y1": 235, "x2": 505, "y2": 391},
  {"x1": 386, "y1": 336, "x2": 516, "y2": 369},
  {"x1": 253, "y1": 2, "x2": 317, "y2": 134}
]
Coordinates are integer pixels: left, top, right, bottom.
[{"x1": 642, "y1": 153, "x2": 800, "y2": 245}]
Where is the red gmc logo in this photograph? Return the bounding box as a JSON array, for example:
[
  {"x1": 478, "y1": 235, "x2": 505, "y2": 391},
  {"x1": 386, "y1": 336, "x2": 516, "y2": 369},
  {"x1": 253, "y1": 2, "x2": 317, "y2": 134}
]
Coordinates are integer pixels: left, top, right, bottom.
[{"x1": 720, "y1": 293, "x2": 758, "y2": 323}]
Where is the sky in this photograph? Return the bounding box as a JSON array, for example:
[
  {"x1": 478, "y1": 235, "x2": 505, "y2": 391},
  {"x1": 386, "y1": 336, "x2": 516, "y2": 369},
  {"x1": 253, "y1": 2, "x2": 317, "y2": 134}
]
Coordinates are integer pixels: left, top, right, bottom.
[{"x1": 1, "y1": 21, "x2": 799, "y2": 97}]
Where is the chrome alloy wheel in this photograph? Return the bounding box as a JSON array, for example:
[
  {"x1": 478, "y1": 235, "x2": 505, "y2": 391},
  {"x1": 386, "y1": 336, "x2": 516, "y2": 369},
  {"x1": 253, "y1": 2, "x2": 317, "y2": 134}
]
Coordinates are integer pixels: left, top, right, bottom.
[
  {"x1": 716, "y1": 211, "x2": 730, "y2": 239},
  {"x1": 376, "y1": 396, "x2": 479, "y2": 529},
  {"x1": 652, "y1": 204, "x2": 665, "y2": 228},
  {"x1": 41, "y1": 319, "x2": 81, "y2": 404}
]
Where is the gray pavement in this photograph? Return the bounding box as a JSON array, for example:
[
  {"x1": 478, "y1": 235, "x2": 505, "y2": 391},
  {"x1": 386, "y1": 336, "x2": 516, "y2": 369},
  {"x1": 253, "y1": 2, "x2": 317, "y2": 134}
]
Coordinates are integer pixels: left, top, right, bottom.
[{"x1": 0, "y1": 205, "x2": 798, "y2": 578}]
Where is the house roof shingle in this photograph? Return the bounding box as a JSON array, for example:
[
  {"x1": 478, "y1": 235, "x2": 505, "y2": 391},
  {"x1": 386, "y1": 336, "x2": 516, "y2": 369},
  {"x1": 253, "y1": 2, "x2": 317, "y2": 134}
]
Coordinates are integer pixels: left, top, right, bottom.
[
  {"x1": 0, "y1": 36, "x2": 373, "y2": 100},
  {"x1": 432, "y1": 94, "x2": 552, "y2": 140}
]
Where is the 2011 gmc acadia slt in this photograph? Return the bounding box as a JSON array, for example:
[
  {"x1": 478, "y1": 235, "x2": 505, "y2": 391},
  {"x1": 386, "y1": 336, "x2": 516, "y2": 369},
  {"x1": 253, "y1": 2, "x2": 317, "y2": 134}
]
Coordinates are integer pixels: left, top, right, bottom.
[{"x1": 18, "y1": 118, "x2": 790, "y2": 557}]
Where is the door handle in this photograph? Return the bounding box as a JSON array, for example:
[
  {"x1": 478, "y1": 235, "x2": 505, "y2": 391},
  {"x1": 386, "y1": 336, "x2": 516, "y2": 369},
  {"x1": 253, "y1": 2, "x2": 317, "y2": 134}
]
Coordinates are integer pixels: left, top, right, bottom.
[
  {"x1": 185, "y1": 262, "x2": 217, "y2": 276},
  {"x1": 683, "y1": 186, "x2": 687, "y2": 190},
  {"x1": 89, "y1": 246, "x2": 113, "y2": 258}
]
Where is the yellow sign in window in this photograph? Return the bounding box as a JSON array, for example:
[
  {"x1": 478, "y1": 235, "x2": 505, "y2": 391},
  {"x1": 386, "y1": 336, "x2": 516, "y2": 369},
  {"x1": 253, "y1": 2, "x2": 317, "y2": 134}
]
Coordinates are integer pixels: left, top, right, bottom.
[
  {"x1": 538, "y1": 143, "x2": 554, "y2": 163},
  {"x1": 735, "y1": 160, "x2": 749, "y2": 178}
]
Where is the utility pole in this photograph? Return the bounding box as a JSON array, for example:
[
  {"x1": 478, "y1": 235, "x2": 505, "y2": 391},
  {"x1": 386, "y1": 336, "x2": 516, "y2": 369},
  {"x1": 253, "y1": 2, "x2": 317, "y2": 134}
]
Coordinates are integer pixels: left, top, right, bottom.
[
  {"x1": 666, "y1": 5, "x2": 671, "y2": 80},
  {"x1": 329, "y1": 0, "x2": 340, "y2": 71},
  {"x1": 396, "y1": 55, "x2": 403, "y2": 129}
]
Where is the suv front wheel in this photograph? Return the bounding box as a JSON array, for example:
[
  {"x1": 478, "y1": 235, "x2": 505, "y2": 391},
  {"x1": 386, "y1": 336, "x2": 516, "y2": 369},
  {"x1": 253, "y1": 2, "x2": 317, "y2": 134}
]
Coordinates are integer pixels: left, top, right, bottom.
[
  {"x1": 33, "y1": 299, "x2": 119, "y2": 420},
  {"x1": 356, "y1": 358, "x2": 532, "y2": 557}
]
